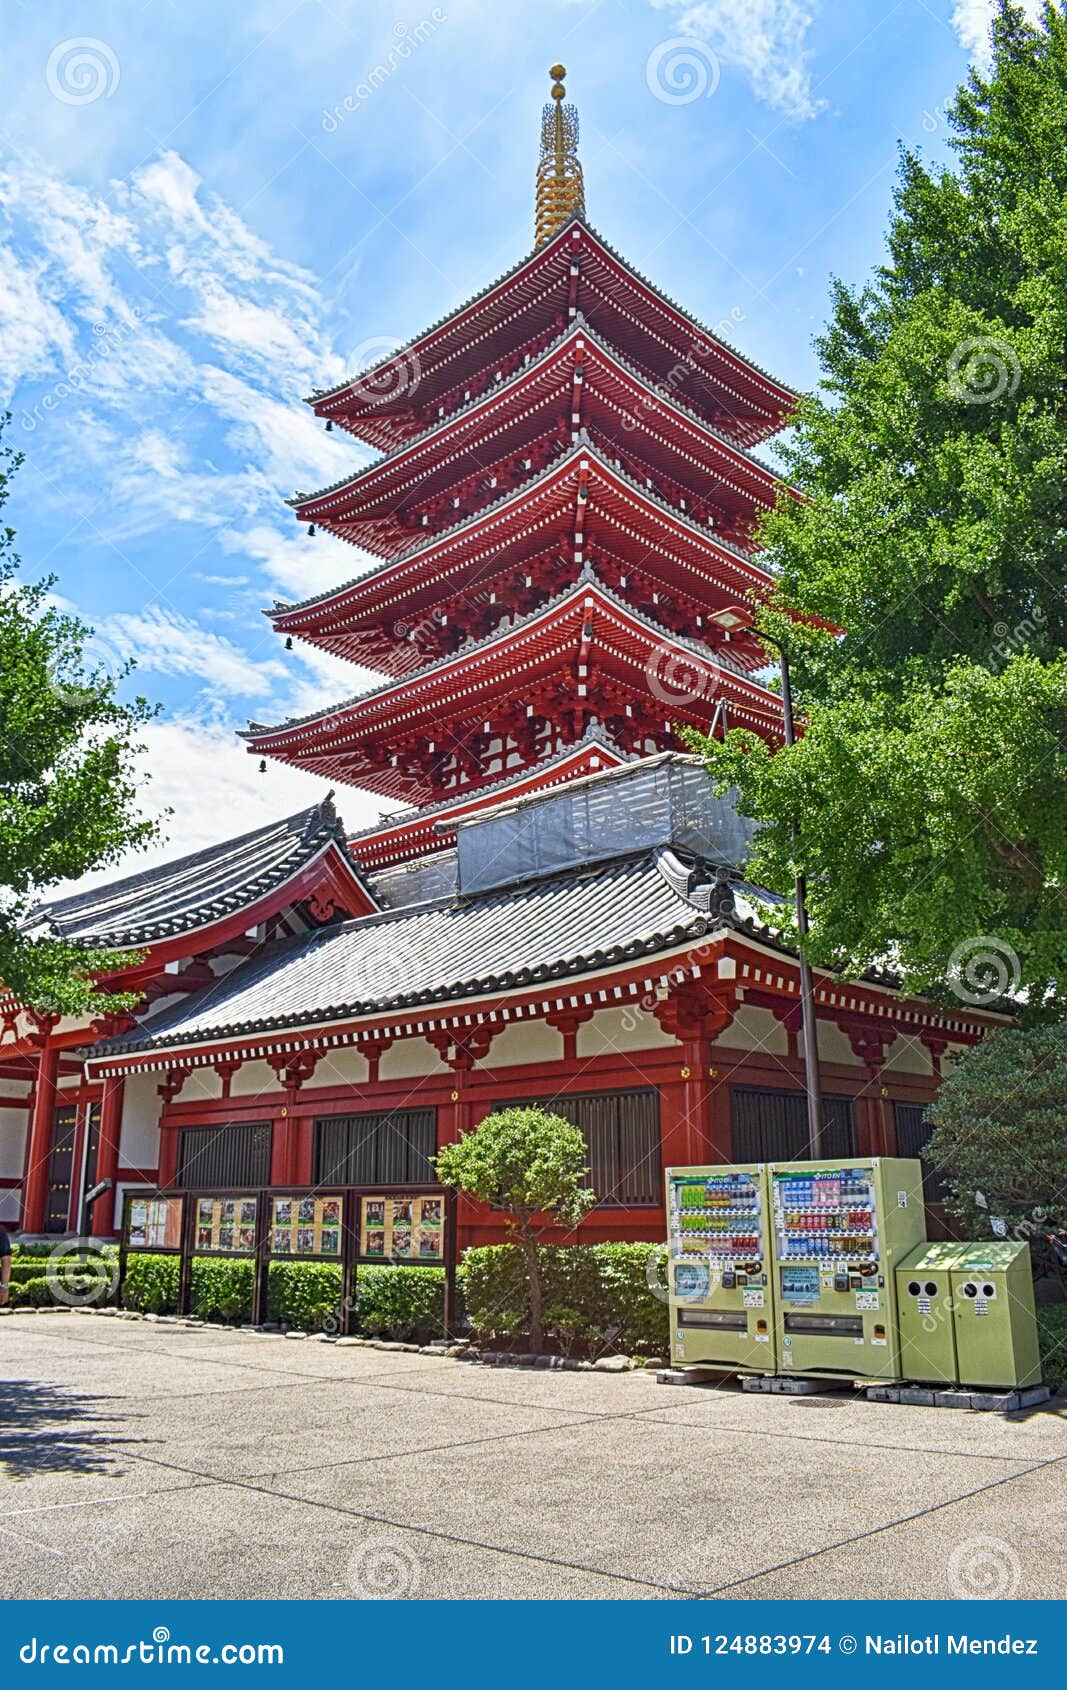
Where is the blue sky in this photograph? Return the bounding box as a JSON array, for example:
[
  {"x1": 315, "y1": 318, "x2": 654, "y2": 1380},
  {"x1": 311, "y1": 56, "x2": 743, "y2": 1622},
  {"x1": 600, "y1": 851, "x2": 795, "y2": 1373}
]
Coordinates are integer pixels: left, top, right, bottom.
[{"x1": 0, "y1": 0, "x2": 1036, "y2": 874}]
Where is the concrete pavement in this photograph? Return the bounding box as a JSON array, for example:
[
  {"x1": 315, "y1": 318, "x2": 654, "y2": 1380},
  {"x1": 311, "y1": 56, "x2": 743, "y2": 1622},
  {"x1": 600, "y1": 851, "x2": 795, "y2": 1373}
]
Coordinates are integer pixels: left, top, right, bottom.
[{"x1": 1, "y1": 1312, "x2": 1064, "y2": 1600}]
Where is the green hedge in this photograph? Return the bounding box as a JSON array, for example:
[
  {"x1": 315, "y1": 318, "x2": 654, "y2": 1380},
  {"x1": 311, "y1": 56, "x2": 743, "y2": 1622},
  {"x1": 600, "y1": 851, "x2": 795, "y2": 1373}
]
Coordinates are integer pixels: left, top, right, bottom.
[
  {"x1": 189, "y1": 1257, "x2": 255, "y2": 1322},
  {"x1": 356, "y1": 1265, "x2": 448, "y2": 1341},
  {"x1": 118, "y1": 1254, "x2": 448, "y2": 1338},
  {"x1": 462, "y1": 1242, "x2": 669, "y2": 1354},
  {"x1": 122, "y1": 1253, "x2": 181, "y2": 1313},
  {"x1": 1037, "y1": 1306, "x2": 1067, "y2": 1390},
  {"x1": 267, "y1": 1261, "x2": 342, "y2": 1331}
]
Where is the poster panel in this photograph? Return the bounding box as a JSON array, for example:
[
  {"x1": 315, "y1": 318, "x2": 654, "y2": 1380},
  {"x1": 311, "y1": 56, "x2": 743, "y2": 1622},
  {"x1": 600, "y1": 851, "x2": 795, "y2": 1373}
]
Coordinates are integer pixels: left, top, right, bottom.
[
  {"x1": 359, "y1": 1193, "x2": 444, "y2": 1261},
  {"x1": 193, "y1": 1195, "x2": 259, "y2": 1254},
  {"x1": 125, "y1": 1194, "x2": 184, "y2": 1251},
  {"x1": 269, "y1": 1194, "x2": 343, "y2": 1257}
]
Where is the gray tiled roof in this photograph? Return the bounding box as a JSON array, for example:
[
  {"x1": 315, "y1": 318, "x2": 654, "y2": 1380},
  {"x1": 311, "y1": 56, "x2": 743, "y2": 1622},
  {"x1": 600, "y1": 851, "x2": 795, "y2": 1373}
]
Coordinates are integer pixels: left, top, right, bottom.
[
  {"x1": 91, "y1": 847, "x2": 729, "y2": 1056},
  {"x1": 24, "y1": 797, "x2": 365, "y2": 951}
]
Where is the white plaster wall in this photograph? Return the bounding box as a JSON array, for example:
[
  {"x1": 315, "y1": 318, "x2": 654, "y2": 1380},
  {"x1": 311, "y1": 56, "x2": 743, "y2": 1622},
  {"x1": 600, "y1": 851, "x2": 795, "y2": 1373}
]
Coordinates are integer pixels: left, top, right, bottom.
[
  {"x1": 0, "y1": 1187, "x2": 19, "y2": 1223},
  {"x1": 229, "y1": 1059, "x2": 282, "y2": 1100},
  {"x1": 0, "y1": 1081, "x2": 30, "y2": 1101},
  {"x1": 488, "y1": 1021, "x2": 563, "y2": 1068},
  {"x1": 883, "y1": 1034, "x2": 935, "y2": 1076},
  {"x1": 118, "y1": 1071, "x2": 163, "y2": 1170},
  {"x1": 811, "y1": 1021, "x2": 863, "y2": 1067},
  {"x1": 0, "y1": 1110, "x2": 28, "y2": 1179},
  {"x1": 311, "y1": 1047, "x2": 370, "y2": 1087},
  {"x1": 181, "y1": 1069, "x2": 222, "y2": 1102},
  {"x1": 722, "y1": 1004, "x2": 788, "y2": 1058},
  {"x1": 577, "y1": 1006, "x2": 676, "y2": 1058},
  {"x1": 379, "y1": 1038, "x2": 449, "y2": 1081}
]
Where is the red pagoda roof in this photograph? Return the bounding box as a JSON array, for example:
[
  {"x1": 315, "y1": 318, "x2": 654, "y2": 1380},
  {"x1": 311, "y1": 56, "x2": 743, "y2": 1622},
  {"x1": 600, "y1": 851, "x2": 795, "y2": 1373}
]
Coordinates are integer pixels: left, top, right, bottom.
[
  {"x1": 244, "y1": 573, "x2": 785, "y2": 802},
  {"x1": 272, "y1": 440, "x2": 778, "y2": 676},
  {"x1": 309, "y1": 218, "x2": 797, "y2": 451},
  {"x1": 291, "y1": 319, "x2": 784, "y2": 560}
]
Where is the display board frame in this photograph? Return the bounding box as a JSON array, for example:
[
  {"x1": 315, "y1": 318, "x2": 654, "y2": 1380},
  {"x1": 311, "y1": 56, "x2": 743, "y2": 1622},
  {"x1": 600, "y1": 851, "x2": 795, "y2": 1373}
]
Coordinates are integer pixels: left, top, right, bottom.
[{"x1": 116, "y1": 1183, "x2": 457, "y2": 1336}]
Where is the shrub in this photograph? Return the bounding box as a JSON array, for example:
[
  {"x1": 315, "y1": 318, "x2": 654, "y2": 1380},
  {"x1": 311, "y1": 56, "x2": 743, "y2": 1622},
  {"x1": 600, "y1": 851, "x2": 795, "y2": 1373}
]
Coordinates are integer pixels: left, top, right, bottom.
[
  {"x1": 435, "y1": 1106, "x2": 594, "y2": 1353},
  {"x1": 267, "y1": 1261, "x2": 342, "y2": 1332},
  {"x1": 462, "y1": 1242, "x2": 669, "y2": 1354},
  {"x1": 355, "y1": 1265, "x2": 448, "y2": 1341},
  {"x1": 189, "y1": 1256, "x2": 254, "y2": 1323},
  {"x1": 122, "y1": 1253, "x2": 180, "y2": 1313},
  {"x1": 1037, "y1": 1306, "x2": 1067, "y2": 1391},
  {"x1": 926, "y1": 1026, "x2": 1067, "y2": 1285}
]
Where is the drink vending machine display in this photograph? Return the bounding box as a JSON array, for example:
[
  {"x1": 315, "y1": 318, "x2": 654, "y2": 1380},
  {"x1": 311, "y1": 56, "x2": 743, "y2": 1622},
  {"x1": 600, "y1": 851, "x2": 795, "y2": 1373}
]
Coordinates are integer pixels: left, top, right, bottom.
[
  {"x1": 666, "y1": 1163, "x2": 777, "y2": 1373},
  {"x1": 768, "y1": 1157, "x2": 925, "y2": 1381}
]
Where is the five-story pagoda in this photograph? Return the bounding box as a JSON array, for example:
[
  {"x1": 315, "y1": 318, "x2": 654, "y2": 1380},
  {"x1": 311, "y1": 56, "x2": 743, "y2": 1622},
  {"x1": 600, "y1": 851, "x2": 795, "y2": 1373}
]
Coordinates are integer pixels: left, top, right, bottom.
[{"x1": 245, "y1": 68, "x2": 798, "y2": 871}]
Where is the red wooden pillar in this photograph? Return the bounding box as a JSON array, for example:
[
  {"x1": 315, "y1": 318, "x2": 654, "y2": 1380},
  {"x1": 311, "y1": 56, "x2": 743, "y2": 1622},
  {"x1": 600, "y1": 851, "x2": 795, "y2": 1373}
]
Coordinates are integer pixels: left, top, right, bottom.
[
  {"x1": 267, "y1": 1052, "x2": 320, "y2": 1185},
  {"x1": 839, "y1": 1023, "x2": 897, "y2": 1156},
  {"x1": 654, "y1": 983, "x2": 736, "y2": 1167},
  {"x1": 91, "y1": 1075, "x2": 125, "y2": 1235},
  {"x1": 21, "y1": 1033, "x2": 60, "y2": 1234}
]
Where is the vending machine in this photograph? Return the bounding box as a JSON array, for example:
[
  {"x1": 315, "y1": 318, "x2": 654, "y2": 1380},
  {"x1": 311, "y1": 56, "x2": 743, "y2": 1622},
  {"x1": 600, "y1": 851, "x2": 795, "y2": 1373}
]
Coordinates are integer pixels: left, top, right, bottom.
[
  {"x1": 767, "y1": 1157, "x2": 926, "y2": 1380},
  {"x1": 896, "y1": 1240, "x2": 1042, "y2": 1389},
  {"x1": 666, "y1": 1164, "x2": 776, "y2": 1373}
]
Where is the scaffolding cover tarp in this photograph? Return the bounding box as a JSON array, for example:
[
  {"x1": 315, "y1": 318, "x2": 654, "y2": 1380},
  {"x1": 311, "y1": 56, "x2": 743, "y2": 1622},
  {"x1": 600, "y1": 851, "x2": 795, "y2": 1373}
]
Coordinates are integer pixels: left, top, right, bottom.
[{"x1": 455, "y1": 756, "x2": 754, "y2": 897}]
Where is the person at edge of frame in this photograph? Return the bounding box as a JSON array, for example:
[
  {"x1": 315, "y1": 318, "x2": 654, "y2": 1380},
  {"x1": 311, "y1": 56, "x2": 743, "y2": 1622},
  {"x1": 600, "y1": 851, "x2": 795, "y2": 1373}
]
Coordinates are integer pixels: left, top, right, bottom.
[{"x1": 0, "y1": 1224, "x2": 10, "y2": 1307}]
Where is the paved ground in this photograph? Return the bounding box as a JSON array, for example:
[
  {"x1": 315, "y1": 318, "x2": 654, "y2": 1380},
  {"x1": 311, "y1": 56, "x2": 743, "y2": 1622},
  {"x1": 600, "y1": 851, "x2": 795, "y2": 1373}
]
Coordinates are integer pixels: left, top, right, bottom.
[{"x1": 2, "y1": 1311, "x2": 1065, "y2": 1601}]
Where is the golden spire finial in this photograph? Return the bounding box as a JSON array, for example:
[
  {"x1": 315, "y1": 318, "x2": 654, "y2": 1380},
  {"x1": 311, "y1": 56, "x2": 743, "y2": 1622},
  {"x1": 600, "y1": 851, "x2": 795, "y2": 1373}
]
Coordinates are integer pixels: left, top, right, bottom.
[{"x1": 535, "y1": 63, "x2": 585, "y2": 246}]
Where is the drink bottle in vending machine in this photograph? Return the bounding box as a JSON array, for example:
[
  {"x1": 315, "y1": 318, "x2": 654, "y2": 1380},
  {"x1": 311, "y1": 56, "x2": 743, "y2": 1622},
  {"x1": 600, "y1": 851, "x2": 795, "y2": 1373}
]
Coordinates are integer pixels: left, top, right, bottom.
[
  {"x1": 666, "y1": 1163, "x2": 777, "y2": 1373},
  {"x1": 767, "y1": 1157, "x2": 925, "y2": 1380}
]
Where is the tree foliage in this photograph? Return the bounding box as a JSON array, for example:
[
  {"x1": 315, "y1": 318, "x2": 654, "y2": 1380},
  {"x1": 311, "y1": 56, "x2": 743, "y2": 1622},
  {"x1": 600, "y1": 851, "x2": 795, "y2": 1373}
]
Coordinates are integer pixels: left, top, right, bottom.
[
  {"x1": 691, "y1": 2, "x2": 1067, "y2": 1008},
  {"x1": 0, "y1": 417, "x2": 160, "y2": 1013},
  {"x1": 925, "y1": 1024, "x2": 1067, "y2": 1283},
  {"x1": 434, "y1": 1106, "x2": 595, "y2": 1352}
]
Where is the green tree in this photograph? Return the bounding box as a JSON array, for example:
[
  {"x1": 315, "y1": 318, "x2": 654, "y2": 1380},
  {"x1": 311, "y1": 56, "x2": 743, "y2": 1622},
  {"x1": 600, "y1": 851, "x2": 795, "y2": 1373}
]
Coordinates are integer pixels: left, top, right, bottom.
[
  {"x1": 691, "y1": 2, "x2": 1067, "y2": 1009},
  {"x1": 0, "y1": 418, "x2": 160, "y2": 1013},
  {"x1": 434, "y1": 1106, "x2": 595, "y2": 1353},
  {"x1": 925, "y1": 1024, "x2": 1067, "y2": 1285}
]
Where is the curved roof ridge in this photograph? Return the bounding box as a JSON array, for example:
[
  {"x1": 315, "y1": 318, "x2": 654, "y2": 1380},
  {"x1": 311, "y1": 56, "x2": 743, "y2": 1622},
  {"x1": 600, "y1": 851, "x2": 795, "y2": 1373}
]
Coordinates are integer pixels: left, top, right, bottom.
[
  {"x1": 245, "y1": 569, "x2": 769, "y2": 743},
  {"x1": 291, "y1": 318, "x2": 783, "y2": 516},
  {"x1": 21, "y1": 796, "x2": 363, "y2": 952},
  {"x1": 304, "y1": 215, "x2": 798, "y2": 412},
  {"x1": 271, "y1": 436, "x2": 767, "y2": 623}
]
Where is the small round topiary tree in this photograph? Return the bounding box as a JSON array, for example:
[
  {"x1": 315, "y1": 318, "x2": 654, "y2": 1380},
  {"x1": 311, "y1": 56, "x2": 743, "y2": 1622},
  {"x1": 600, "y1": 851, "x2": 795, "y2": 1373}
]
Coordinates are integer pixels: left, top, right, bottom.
[
  {"x1": 434, "y1": 1105, "x2": 595, "y2": 1353},
  {"x1": 925, "y1": 1025, "x2": 1067, "y2": 1288}
]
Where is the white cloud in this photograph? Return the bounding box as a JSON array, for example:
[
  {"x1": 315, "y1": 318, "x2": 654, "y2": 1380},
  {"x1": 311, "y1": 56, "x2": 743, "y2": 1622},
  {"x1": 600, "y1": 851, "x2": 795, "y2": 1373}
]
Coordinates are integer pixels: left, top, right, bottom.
[
  {"x1": 48, "y1": 716, "x2": 387, "y2": 893},
  {"x1": 219, "y1": 520, "x2": 376, "y2": 601},
  {"x1": 102, "y1": 606, "x2": 288, "y2": 698},
  {"x1": 950, "y1": 0, "x2": 1043, "y2": 65},
  {"x1": 0, "y1": 244, "x2": 76, "y2": 397},
  {"x1": 654, "y1": 0, "x2": 825, "y2": 121}
]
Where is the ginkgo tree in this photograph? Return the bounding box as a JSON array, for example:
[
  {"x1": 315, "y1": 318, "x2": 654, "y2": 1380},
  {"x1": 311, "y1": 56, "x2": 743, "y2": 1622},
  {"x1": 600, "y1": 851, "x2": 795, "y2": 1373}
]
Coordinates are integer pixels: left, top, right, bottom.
[
  {"x1": 0, "y1": 418, "x2": 161, "y2": 1013},
  {"x1": 691, "y1": 1, "x2": 1067, "y2": 1012}
]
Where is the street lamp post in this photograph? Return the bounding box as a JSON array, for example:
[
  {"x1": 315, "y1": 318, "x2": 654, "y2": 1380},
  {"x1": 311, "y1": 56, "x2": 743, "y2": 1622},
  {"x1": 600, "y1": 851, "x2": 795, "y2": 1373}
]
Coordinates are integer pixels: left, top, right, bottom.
[{"x1": 707, "y1": 607, "x2": 825, "y2": 1157}]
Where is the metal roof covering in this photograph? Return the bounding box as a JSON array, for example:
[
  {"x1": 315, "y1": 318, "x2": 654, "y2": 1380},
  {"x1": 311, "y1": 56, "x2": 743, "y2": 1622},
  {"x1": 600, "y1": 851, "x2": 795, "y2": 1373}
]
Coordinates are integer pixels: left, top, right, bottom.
[
  {"x1": 23, "y1": 797, "x2": 367, "y2": 951},
  {"x1": 91, "y1": 846, "x2": 731, "y2": 1057}
]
